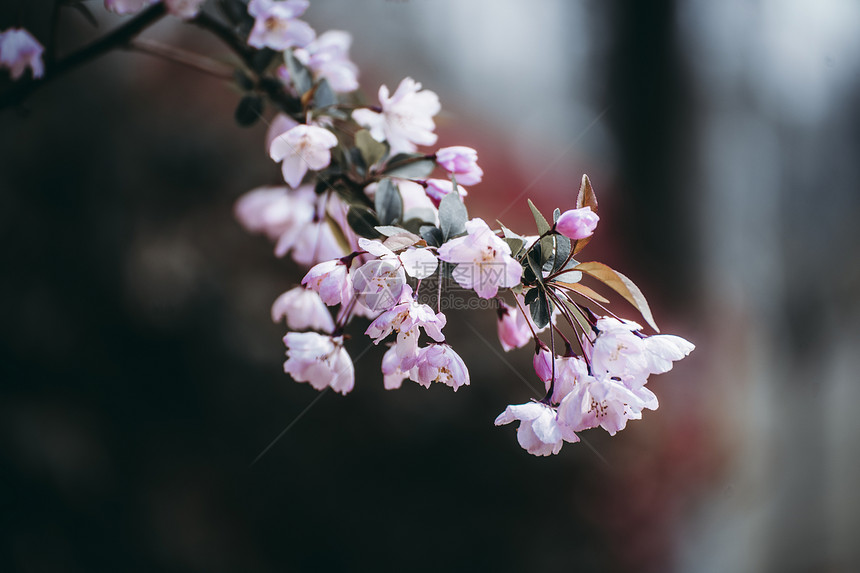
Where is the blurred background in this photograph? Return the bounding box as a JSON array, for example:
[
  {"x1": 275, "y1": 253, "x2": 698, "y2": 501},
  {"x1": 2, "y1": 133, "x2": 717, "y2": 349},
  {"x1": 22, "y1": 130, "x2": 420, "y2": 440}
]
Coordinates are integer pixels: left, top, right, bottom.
[{"x1": 2, "y1": 0, "x2": 859, "y2": 571}]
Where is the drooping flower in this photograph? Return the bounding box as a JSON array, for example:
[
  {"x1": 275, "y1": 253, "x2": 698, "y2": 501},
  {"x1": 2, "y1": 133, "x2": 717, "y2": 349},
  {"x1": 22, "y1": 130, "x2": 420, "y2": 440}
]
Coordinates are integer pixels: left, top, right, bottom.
[
  {"x1": 271, "y1": 286, "x2": 335, "y2": 333},
  {"x1": 412, "y1": 344, "x2": 469, "y2": 391},
  {"x1": 247, "y1": 0, "x2": 315, "y2": 51},
  {"x1": 358, "y1": 237, "x2": 438, "y2": 280},
  {"x1": 283, "y1": 332, "x2": 354, "y2": 394},
  {"x1": 234, "y1": 185, "x2": 349, "y2": 265},
  {"x1": 0, "y1": 28, "x2": 44, "y2": 80},
  {"x1": 555, "y1": 207, "x2": 599, "y2": 240},
  {"x1": 437, "y1": 218, "x2": 522, "y2": 299},
  {"x1": 557, "y1": 372, "x2": 649, "y2": 436},
  {"x1": 264, "y1": 113, "x2": 299, "y2": 154},
  {"x1": 381, "y1": 345, "x2": 409, "y2": 390},
  {"x1": 165, "y1": 0, "x2": 206, "y2": 19},
  {"x1": 589, "y1": 317, "x2": 694, "y2": 387},
  {"x1": 351, "y1": 258, "x2": 406, "y2": 312},
  {"x1": 435, "y1": 146, "x2": 483, "y2": 185},
  {"x1": 104, "y1": 0, "x2": 157, "y2": 15},
  {"x1": 494, "y1": 402, "x2": 579, "y2": 456},
  {"x1": 352, "y1": 77, "x2": 440, "y2": 154},
  {"x1": 269, "y1": 124, "x2": 338, "y2": 188},
  {"x1": 497, "y1": 300, "x2": 533, "y2": 352},
  {"x1": 423, "y1": 178, "x2": 468, "y2": 207},
  {"x1": 293, "y1": 30, "x2": 359, "y2": 92},
  {"x1": 365, "y1": 286, "x2": 446, "y2": 362},
  {"x1": 532, "y1": 345, "x2": 587, "y2": 404},
  {"x1": 302, "y1": 259, "x2": 353, "y2": 307}
]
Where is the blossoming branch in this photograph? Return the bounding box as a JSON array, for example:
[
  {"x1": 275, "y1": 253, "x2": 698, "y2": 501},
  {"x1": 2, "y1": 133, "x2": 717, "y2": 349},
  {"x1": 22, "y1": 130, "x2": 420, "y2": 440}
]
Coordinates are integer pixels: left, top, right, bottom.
[{"x1": 0, "y1": 0, "x2": 694, "y2": 457}]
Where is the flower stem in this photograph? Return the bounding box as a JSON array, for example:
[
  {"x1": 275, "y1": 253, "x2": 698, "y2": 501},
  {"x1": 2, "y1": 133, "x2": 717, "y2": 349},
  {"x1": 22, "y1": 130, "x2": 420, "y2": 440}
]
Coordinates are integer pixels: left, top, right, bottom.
[{"x1": 128, "y1": 38, "x2": 236, "y2": 80}]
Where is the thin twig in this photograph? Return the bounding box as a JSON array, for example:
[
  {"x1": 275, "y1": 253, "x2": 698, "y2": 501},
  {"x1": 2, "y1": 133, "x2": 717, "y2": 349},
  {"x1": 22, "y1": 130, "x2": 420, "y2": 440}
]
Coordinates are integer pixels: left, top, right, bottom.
[{"x1": 128, "y1": 38, "x2": 235, "y2": 80}]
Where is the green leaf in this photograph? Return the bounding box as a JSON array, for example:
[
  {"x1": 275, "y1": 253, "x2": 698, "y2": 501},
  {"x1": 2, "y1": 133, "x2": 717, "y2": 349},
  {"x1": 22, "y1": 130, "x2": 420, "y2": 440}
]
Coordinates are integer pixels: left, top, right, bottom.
[
  {"x1": 574, "y1": 261, "x2": 659, "y2": 332},
  {"x1": 554, "y1": 281, "x2": 610, "y2": 304},
  {"x1": 374, "y1": 179, "x2": 403, "y2": 225},
  {"x1": 503, "y1": 237, "x2": 524, "y2": 256},
  {"x1": 524, "y1": 287, "x2": 540, "y2": 306},
  {"x1": 560, "y1": 296, "x2": 590, "y2": 333},
  {"x1": 385, "y1": 158, "x2": 436, "y2": 179},
  {"x1": 347, "y1": 206, "x2": 383, "y2": 239},
  {"x1": 527, "y1": 199, "x2": 551, "y2": 235},
  {"x1": 284, "y1": 51, "x2": 312, "y2": 96},
  {"x1": 551, "y1": 235, "x2": 571, "y2": 273},
  {"x1": 553, "y1": 207, "x2": 561, "y2": 223},
  {"x1": 527, "y1": 247, "x2": 545, "y2": 287},
  {"x1": 439, "y1": 190, "x2": 468, "y2": 241},
  {"x1": 355, "y1": 130, "x2": 386, "y2": 168},
  {"x1": 234, "y1": 95, "x2": 263, "y2": 127},
  {"x1": 325, "y1": 211, "x2": 352, "y2": 255},
  {"x1": 539, "y1": 235, "x2": 554, "y2": 266},
  {"x1": 529, "y1": 288, "x2": 552, "y2": 329},
  {"x1": 403, "y1": 207, "x2": 436, "y2": 225},
  {"x1": 375, "y1": 225, "x2": 407, "y2": 237},
  {"x1": 420, "y1": 225, "x2": 443, "y2": 247},
  {"x1": 313, "y1": 78, "x2": 336, "y2": 109},
  {"x1": 383, "y1": 232, "x2": 421, "y2": 251}
]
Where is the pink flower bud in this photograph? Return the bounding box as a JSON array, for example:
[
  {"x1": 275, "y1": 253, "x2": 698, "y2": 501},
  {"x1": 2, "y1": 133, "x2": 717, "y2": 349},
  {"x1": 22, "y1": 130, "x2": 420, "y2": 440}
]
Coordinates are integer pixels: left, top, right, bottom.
[
  {"x1": 533, "y1": 345, "x2": 554, "y2": 383},
  {"x1": 435, "y1": 146, "x2": 483, "y2": 185},
  {"x1": 555, "y1": 207, "x2": 599, "y2": 240}
]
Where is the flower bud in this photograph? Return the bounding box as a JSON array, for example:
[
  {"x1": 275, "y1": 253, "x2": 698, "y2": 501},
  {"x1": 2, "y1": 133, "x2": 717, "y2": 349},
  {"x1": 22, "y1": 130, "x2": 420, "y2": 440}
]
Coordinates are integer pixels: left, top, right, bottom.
[{"x1": 555, "y1": 207, "x2": 599, "y2": 240}]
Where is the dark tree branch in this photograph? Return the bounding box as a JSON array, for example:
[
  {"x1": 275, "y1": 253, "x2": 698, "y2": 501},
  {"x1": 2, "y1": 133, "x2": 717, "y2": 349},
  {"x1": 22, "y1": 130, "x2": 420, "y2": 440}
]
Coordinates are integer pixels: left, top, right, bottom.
[{"x1": 0, "y1": 3, "x2": 167, "y2": 111}]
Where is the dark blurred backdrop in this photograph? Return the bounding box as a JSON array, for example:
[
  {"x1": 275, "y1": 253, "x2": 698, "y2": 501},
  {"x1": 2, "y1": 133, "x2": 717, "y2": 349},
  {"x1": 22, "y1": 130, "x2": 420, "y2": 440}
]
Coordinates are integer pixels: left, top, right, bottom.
[{"x1": 2, "y1": 1, "x2": 859, "y2": 572}]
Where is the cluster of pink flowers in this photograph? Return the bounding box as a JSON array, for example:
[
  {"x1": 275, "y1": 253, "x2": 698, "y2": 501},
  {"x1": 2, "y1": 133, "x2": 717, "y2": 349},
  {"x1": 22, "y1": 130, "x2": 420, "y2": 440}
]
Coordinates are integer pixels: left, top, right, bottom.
[
  {"x1": 228, "y1": 1, "x2": 696, "y2": 456},
  {"x1": 219, "y1": 0, "x2": 696, "y2": 456},
  {"x1": 2, "y1": 0, "x2": 695, "y2": 457}
]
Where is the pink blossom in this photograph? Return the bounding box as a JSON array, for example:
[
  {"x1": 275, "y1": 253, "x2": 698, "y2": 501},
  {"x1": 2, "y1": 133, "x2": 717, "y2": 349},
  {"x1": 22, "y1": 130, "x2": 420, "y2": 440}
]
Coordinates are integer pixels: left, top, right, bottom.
[
  {"x1": 496, "y1": 298, "x2": 533, "y2": 351},
  {"x1": 234, "y1": 186, "x2": 314, "y2": 242},
  {"x1": 269, "y1": 124, "x2": 338, "y2": 188},
  {"x1": 557, "y1": 372, "x2": 649, "y2": 436},
  {"x1": 532, "y1": 347, "x2": 586, "y2": 404},
  {"x1": 365, "y1": 288, "x2": 446, "y2": 362},
  {"x1": 533, "y1": 345, "x2": 554, "y2": 383},
  {"x1": 643, "y1": 334, "x2": 696, "y2": 376},
  {"x1": 288, "y1": 216, "x2": 346, "y2": 266},
  {"x1": 301, "y1": 259, "x2": 353, "y2": 307},
  {"x1": 265, "y1": 113, "x2": 299, "y2": 154},
  {"x1": 588, "y1": 317, "x2": 694, "y2": 389},
  {"x1": 247, "y1": 0, "x2": 315, "y2": 51},
  {"x1": 283, "y1": 332, "x2": 354, "y2": 394},
  {"x1": 381, "y1": 345, "x2": 409, "y2": 390},
  {"x1": 0, "y1": 28, "x2": 44, "y2": 80},
  {"x1": 293, "y1": 30, "x2": 359, "y2": 93},
  {"x1": 555, "y1": 207, "x2": 599, "y2": 240},
  {"x1": 435, "y1": 146, "x2": 483, "y2": 185},
  {"x1": 352, "y1": 77, "x2": 440, "y2": 154},
  {"x1": 271, "y1": 286, "x2": 335, "y2": 333},
  {"x1": 165, "y1": 0, "x2": 205, "y2": 18},
  {"x1": 104, "y1": 0, "x2": 156, "y2": 15},
  {"x1": 437, "y1": 218, "x2": 523, "y2": 299},
  {"x1": 412, "y1": 344, "x2": 469, "y2": 391},
  {"x1": 494, "y1": 402, "x2": 579, "y2": 456},
  {"x1": 234, "y1": 186, "x2": 349, "y2": 265},
  {"x1": 351, "y1": 258, "x2": 406, "y2": 311},
  {"x1": 358, "y1": 237, "x2": 438, "y2": 280},
  {"x1": 423, "y1": 179, "x2": 468, "y2": 207}
]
